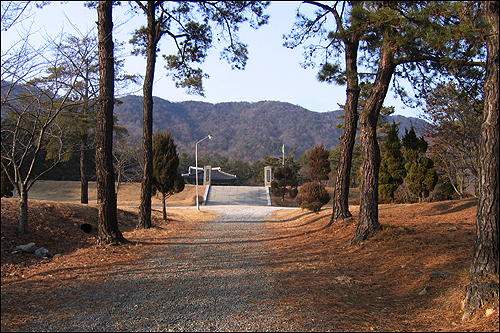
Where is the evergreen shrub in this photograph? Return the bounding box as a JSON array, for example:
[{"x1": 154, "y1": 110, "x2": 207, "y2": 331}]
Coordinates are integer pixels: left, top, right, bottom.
[{"x1": 296, "y1": 181, "x2": 331, "y2": 213}]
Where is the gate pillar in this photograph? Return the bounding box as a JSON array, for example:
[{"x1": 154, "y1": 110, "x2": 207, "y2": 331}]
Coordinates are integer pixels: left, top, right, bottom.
[
  {"x1": 264, "y1": 166, "x2": 272, "y2": 187},
  {"x1": 204, "y1": 165, "x2": 212, "y2": 185}
]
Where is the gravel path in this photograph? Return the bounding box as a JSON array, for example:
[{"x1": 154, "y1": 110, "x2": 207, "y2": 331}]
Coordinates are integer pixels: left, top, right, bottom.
[{"x1": 25, "y1": 205, "x2": 301, "y2": 332}]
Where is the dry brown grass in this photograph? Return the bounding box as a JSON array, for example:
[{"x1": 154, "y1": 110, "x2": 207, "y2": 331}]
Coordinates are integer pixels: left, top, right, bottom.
[
  {"x1": 1, "y1": 181, "x2": 498, "y2": 331},
  {"x1": 18, "y1": 180, "x2": 205, "y2": 207},
  {"x1": 265, "y1": 200, "x2": 499, "y2": 331}
]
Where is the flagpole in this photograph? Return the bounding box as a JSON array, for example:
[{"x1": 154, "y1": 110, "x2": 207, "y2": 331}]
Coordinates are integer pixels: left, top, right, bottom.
[{"x1": 282, "y1": 144, "x2": 285, "y2": 166}]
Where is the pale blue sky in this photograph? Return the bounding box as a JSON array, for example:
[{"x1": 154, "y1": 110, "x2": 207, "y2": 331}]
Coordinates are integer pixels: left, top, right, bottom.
[{"x1": 1, "y1": 1, "x2": 422, "y2": 117}]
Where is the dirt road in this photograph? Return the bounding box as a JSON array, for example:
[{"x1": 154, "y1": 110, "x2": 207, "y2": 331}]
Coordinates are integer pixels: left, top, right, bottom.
[{"x1": 22, "y1": 205, "x2": 313, "y2": 332}]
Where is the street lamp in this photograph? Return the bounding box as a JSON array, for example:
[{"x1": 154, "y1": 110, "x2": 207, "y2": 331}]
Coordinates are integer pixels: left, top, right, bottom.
[{"x1": 195, "y1": 134, "x2": 212, "y2": 210}]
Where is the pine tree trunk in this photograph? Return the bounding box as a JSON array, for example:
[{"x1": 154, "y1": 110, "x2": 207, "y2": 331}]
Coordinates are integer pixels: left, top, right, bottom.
[
  {"x1": 470, "y1": 0, "x2": 499, "y2": 279},
  {"x1": 350, "y1": 43, "x2": 395, "y2": 246},
  {"x1": 80, "y1": 133, "x2": 88, "y2": 204},
  {"x1": 331, "y1": 38, "x2": 360, "y2": 224},
  {"x1": 462, "y1": 1, "x2": 499, "y2": 319},
  {"x1": 138, "y1": 1, "x2": 156, "y2": 229},
  {"x1": 96, "y1": 1, "x2": 125, "y2": 245}
]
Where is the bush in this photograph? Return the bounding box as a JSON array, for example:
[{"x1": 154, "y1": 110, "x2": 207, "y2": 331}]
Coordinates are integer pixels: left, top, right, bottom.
[
  {"x1": 295, "y1": 182, "x2": 331, "y2": 213},
  {"x1": 430, "y1": 180, "x2": 474, "y2": 202},
  {"x1": 431, "y1": 180, "x2": 457, "y2": 201},
  {"x1": 1, "y1": 169, "x2": 14, "y2": 198}
]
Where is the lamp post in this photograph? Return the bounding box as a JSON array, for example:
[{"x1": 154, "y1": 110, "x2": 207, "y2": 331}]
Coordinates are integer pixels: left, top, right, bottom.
[{"x1": 195, "y1": 134, "x2": 212, "y2": 210}]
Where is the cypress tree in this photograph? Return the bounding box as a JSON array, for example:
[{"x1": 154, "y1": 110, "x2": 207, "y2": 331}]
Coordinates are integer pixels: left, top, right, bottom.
[
  {"x1": 297, "y1": 142, "x2": 332, "y2": 213},
  {"x1": 307, "y1": 143, "x2": 331, "y2": 184},
  {"x1": 379, "y1": 123, "x2": 406, "y2": 202},
  {"x1": 402, "y1": 126, "x2": 438, "y2": 202},
  {"x1": 152, "y1": 130, "x2": 184, "y2": 220}
]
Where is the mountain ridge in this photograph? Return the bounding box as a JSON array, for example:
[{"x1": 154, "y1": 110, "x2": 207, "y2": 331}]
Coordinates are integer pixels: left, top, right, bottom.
[{"x1": 114, "y1": 95, "x2": 427, "y2": 161}]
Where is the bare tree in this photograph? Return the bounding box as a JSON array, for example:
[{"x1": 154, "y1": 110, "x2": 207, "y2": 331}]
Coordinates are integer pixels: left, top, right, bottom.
[
  {"x1": 113, "y1": 129, "x2": 141, "y2": 196},
  {"x1": 1, "y1": 32, "x2": 79, "y2": 233},
  {"x1": 1, "y1": 1, "x2": 47, "y2": 31},
  {"x1": 46, "y1": 26, "x2": 139, "y2": 204},
  {"x1": 424, "y1": 82, "x2": 482, "y2": 199}
]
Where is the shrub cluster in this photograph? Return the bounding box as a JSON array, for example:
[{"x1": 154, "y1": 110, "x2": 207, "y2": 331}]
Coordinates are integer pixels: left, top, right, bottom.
[{"x1": 296, "y1": 181, "x2": 331, "y2": 213}]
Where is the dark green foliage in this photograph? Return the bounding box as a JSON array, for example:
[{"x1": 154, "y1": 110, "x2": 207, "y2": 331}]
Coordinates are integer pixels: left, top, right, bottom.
[
  {"x1": 432, "y1": 176, "x2": 470, "y2": 202},
  {"x1": 249, "y1": 160, "x2": 265, "y2": 186},
  {"x1": 282, "y1": 147, "x2": 300, "y2": 174},
  {"x1": 379, "y1": 123, "x2": 406, "y2": 202},
  {"x1": 263, "y1": 147, "x2": 299, "y2": 172},
  {"x1": 152, "y1": 130, "x2": 182, "y2": 196},
  {"x1": 263, "y1": 155, "x2": 281, "y2": 169},
  {"x1": 406, "y1": 156, "x2": 438, "y2": 201},
  {"x1": 178, "y1": 153, "x2": 195, "y2": 177},
  {"x1": 296, "y1": 181, "x2": 331, "y2": 214},
  {"x1": 271, "y1": 166, "x2": 298, "y2": 201},
  {"x1": 307, "y1": 143, "x2": 330, "y2": 183},
  {"x1": 152, "y1": 130, "x2": 184, "y2": 219},
  {"x1": 403, "y1": 125, "x2": 428, "y2": 164},
  {"x1": 296, "y1": 150, "x2": 310, "y2": 168},
  {"x1": 1, "y1": 167, "x2": 14, "y2": 198},
  {"x1": 402, "y1": 126, "x2": 438, "y2": 202},
  {"x1": 129, "y1": 1, "x2": 270, "y2": 96}
]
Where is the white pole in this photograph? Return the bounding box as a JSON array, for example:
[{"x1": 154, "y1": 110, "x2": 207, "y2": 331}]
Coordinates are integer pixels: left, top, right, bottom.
[
  {"x1": 195, "y1": 135, "x2": 212, "y2": 210},
  {"x1": 195, "y1": 141, "x2": 199, "y2": 210}
]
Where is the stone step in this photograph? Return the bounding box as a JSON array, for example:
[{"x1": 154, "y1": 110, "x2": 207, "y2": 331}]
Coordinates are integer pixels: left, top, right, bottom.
[{"x1": 205, "y1": 186, "x2": 270, "y2": 206}]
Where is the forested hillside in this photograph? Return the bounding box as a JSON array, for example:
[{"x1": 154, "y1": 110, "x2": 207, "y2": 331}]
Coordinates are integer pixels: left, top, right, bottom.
[{"x1": 115, "y1": 95, "x2": 426, "y2": 161}]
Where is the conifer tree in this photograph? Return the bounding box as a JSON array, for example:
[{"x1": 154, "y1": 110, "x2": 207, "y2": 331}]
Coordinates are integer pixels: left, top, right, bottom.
[
  {"x1": 152, "y1": 130, "x2": 184, "y2": 220},
  {"x1": 379, "y1": 122, "x2": 406, "y2": 202},
  {"x1": 296, "y1": 181, "x2": 331, "y2": 214},
  {"x1": 461, "y1": 1, "x2": 499, "y2": 319},
  {"x1": 307, "y1": 143, "x2": 331, "y2": 184},
  {"x1": 297, "y1": 142, "x2": 332, "y2": 213},
  {"x1": 271, "y1": 166, "x2": 298, "y2": 201},
  {"x1": 95, "y1": 0, "x2": 125, "y2": 244},
  {"x1": 402, "y1": 126, "x2": 438, "y2": 202}
]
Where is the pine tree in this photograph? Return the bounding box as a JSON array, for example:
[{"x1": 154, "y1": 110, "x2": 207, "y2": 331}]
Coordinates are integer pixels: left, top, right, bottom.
[
  {"x1": 95, "y1": 1, "x2": 125, "y2": 244},
  {"x1": 131, "y1": 1, "x2": 269, "y2": 229},
  {"x1": 462, "y1": 1, "x2": 498, "y2": 319},
  {"x1": 379, "y1": 123, "x2": 406, "y2": 202},
  {"x1": 402, "y1": 126, "x2": 438, "y2": 202}
]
